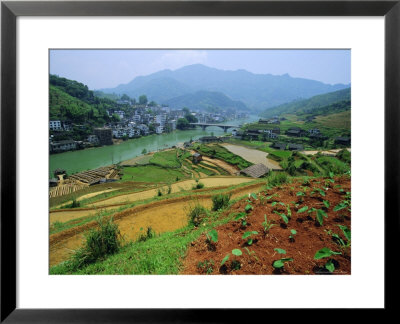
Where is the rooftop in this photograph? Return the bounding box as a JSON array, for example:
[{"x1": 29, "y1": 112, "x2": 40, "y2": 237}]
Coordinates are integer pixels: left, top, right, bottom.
[{"x1": 240, "y1": 163, "x2": 270, "y2": 178}]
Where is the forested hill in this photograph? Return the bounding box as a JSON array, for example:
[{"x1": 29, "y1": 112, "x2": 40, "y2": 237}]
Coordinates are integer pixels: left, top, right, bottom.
[
  {"x1": 49, "y1": 75, "x2": 117, "y2": 125},
  {"x1": 163, "y1": 90, "x2": 248, "y2": 112},
  {"x1": 261, "y1": 87, "x2": 351, "y2": 118}
]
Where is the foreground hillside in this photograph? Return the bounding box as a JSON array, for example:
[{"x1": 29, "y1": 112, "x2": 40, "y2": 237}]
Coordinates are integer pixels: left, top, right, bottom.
[
  {"x1": 182, "y1": 175, "x2": 351, "y2": 275},
  {"x1": 50, "y1": 171, "x2": 350, "y2": 275}
]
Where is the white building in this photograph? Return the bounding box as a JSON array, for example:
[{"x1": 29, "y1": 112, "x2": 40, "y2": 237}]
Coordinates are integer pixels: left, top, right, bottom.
[
  {"x1": 156, "y1": 125, "x2": 164, "y2": 134},
  {"x1": 114, "y1": 110, "x2": 125, "y2": 120},
  {"x1": 49, "y1": 120, "x2": 62, "y2": 131},
  {"x1": 155, "y1": 114, "x2": 167, "y2": 126}
]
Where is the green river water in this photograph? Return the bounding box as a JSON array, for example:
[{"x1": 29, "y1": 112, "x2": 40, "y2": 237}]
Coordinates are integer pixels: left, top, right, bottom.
[{"x1": 49, "y1": 116, "x2": 259, "y2": 177}]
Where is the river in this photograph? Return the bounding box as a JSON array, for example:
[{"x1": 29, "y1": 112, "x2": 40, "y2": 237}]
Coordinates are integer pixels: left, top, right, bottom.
[{"x1": 49, "y1": 115, "x2": 259, "y2": 177}]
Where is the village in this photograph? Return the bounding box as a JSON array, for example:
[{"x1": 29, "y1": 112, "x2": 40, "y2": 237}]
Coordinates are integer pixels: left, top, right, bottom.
[{"x1": 49, "y1": 102, "x2": 248, "y2": 154}]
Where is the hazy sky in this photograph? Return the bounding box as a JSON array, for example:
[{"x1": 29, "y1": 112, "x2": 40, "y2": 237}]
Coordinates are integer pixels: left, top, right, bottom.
[{"x1": 50, "y1": 49, "x2": 351, "y2": 90}]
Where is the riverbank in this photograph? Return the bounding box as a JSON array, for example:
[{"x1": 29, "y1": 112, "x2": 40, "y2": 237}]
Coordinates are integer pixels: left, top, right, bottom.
[{"x1": 49, "y1": 116, "x2": 260, "y2": 177}]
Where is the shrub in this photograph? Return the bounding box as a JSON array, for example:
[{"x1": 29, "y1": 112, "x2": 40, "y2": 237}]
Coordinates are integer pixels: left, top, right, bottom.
[
  {"x1": 193, "y1": 182, "x2": 205, "y2": 190},
  {"x1": 267, "y1": 172, "x2": 289, "y2": 187},
  {"x1": 188, "y1": 204, "x2": 208, "y2": 227},
  {"x1": 137, "y1": 226, "x2": 156, "y2": 242},
  {"x1": 336, "y1": 149, "x2": 351, "y2": 164},
  {"x1": 211, "y1": 193, "x2": 231, "y2": 211},
  {"x1": 71, "y1": 217, "x2": 121, "y2": 269}
]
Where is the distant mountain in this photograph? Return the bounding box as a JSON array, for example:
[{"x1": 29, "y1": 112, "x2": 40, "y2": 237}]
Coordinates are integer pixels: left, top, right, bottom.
[
  {"x1": 100, "y1": 64, "x2": 350, "y2": 111},
  {"x1": 261, "y1": 87, "x2": 351, "y2": 118},
  {"x1": 164, "y1": 90, "x2": 248, "y2": 112}
]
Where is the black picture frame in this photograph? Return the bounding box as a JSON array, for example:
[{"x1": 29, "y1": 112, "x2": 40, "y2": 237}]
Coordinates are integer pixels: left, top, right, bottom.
[{"x1": 1, "y1": 0, "x2": 399, "y2": 321}]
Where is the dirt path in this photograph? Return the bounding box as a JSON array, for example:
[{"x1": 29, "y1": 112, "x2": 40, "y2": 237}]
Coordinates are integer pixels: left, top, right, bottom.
[
  {"x1": 221, "y1": 144, "x2": 282, "y2": 170},
  {"x1": 49, "y1": 182, "x2": 265, "y2": 267},
  {"x1": 301, "y1": 148, "x2": 351, "y2": 156}
]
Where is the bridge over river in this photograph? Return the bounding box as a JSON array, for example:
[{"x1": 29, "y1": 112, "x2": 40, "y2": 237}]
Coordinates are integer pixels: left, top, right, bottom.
[{"x1": 189, "y1": 123, "x2": 240, "y2": 132}]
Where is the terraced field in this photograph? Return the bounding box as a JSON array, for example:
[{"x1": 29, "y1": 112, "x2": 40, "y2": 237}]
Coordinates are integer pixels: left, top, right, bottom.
[{"x1": 49, "y1": 180, "x2": 265, "y2": 266}]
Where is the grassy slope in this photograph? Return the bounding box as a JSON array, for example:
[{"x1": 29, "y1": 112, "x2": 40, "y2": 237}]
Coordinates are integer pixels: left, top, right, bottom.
[
  {"x1": 261, "y1": 87, "x2": 351, "y2": 118},
  {"x1": 121, "y1": 165, "x2": 188, "y2": 183}
]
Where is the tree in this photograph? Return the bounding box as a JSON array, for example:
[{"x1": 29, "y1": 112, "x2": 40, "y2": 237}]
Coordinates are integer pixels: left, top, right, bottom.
[
  {"x1": 148, "y1": 101, "x2": 157, "y2": 107},
  {"x1": 182, "y1": 107, "x2": 190, "y2": 114},
  {"x1": 185, "y1": 113, "x2": 198, "y2": 123},
  {"x1": 139, "y1": 95, "x2": 148, "y2": 105},
  {"x1": 177, "y1": 118, "x2": 190, "y2": 130},
  {"x1": 121, "y1": 94, "x2": 130, "y2": 101},
  {"x1": 111, "y1": 114, "x2": 120, "y2": 122}
]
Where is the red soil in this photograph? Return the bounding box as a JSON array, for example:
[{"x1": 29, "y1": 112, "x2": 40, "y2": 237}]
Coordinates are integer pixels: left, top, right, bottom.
[{"x1": 181, "y1": 176, "x2": 351, "y2": 275}]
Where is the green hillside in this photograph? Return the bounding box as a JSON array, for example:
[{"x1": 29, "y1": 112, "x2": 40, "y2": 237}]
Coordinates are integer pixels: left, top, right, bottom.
[
  {"x1": 261, "y1": 87, "x2": 351, "y2": 118},
  {"x1": 50, "y1": 75, "x2": 116, "y2": 125},
  {"x1": 164, "y1": 90, "x2": 248, "y2": 112}
]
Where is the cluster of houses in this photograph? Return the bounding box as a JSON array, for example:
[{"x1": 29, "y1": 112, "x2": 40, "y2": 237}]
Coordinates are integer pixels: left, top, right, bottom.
[{"x1": 232, "y1": 128, "x2": 280, "y2": 140}]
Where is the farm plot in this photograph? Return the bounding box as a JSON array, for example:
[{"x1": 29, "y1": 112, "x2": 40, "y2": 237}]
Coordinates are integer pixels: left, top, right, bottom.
[
  {"x1": 69, "y1": 166, "x2": 116, "y2": 185},
  {"x1": 182, "y1": 175, "x2": 351, "y2": 275},
  {"x1": 49, "y1": 181, "x2": 88, "y2": 198}
]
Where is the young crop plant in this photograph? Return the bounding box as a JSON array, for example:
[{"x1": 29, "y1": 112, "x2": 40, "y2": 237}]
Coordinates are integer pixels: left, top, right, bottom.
[
  {"x1": 220, "y1": 249, "x2": 243, "y2": 271},
  {"x1": 306, "y1": 207, "x2": 328, "y2": 226},
  {"x1": 242, "y1": 231, "x2": 258, "y2": 246},
  {"x1": 274, "y1": 210, "x2": 289, "y2": 224},
  {"x1": 331, "y1": 225, "x2": 351, "y2": 251},
  {"x1": 296, "y1": 191, "x2": 306, "y2": 203},
  {"x1": 297, "y1": 205, "x2": 309, "y2": 213},
  {"x1": 272, "y1": 248, "x2": 293, "y2": 270},
  {"x1": 314, "y1": 247, "x2": 342, "y2": 273},
  {"x1": 244, "y1": 247, "x2": 259, "y2": 262},
  {"x1": 205, "y1": 229, "x2": 218, "y2": 250},
  {"x1": 311, "y1": 187, "x2": 326, "y2": 197},
  {"x1": 244, "y1": 203, "x2": 253, "y2": 213},
  {"x1": 234, "y1": 211, "x2": 249, "y2": 227},
  {"x1": 289, "y1": 229, "x2": 297, "y2": 242},
  {"x1": 262, "y1": 214, "x2": 276, "y2": 236},
  {"x1": 197, "y1": 259, "x2": 215, "y2": 274}
]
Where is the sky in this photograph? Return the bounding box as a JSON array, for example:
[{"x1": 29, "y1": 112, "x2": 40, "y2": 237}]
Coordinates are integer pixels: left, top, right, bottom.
[{"x1": 50, "y1": 49, "x2": 351, "y2": 90}]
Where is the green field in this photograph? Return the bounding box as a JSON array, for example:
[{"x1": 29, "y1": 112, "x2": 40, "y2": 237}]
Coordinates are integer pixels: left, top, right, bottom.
[
  {"x1": 121, "y1": 165, "x2": 189, "y2": 183},
  {"x1": 194, "y1": 144, "x2": 252, "y2": 170}
]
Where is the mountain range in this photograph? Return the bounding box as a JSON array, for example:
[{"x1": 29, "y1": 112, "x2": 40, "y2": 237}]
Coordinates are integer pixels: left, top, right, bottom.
[{"x1": 100, "y1": 64, "x2": 350, "y2": 112}]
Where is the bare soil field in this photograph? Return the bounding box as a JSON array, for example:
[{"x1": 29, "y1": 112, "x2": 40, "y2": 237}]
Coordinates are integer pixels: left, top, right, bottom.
[
  {"x1": 182, "y1": 176, "x2": 351, "y2": 275},
  {"x1": 221, "y1": 144, "x2": 282, "y2": 170}
]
